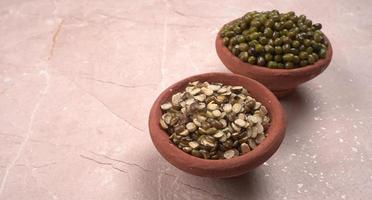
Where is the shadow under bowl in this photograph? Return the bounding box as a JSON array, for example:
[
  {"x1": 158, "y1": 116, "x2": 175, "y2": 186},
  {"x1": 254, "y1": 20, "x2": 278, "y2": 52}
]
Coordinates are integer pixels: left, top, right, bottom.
[
  {"x1": 148, "y1": 72, "x2": 286, "y2": 178},
  {"x1": 215, "y1": 29, "x2": 333, "y2": 98}
]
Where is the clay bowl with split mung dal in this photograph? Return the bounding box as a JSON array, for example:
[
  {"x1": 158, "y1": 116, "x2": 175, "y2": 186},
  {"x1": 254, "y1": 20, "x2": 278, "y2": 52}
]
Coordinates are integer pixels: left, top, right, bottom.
[
  {"x1": 148, "y1": 73, "x2": 286, "y2": 178},
  {"x1": 215, "y1": 23, "x2": 333, "y2": 98}
]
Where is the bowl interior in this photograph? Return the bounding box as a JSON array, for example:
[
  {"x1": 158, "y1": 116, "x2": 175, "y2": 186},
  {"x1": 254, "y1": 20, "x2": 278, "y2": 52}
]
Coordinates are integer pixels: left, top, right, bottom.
[{"x1": 149, "y1": 73, "x2": 286, "y2": 177}]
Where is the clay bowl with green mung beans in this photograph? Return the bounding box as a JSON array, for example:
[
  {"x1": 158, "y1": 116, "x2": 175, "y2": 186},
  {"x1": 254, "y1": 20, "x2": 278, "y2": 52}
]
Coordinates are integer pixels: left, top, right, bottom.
[
  {"x1": 216, "y1": 10, "x2": 333, "y2": 98},
  {"x1": 148, "y1": 73, "x2": 286, "y2": 178}
]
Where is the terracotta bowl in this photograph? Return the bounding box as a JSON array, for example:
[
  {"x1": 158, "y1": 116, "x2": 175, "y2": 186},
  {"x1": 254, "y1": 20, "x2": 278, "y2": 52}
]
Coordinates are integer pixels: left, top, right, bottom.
[
  {"x1": 215, "y1": 27, "x2": 333, "y2": 98},
  {"x1": 148, "y1": 73, "x2": 286, "y2": 178}
]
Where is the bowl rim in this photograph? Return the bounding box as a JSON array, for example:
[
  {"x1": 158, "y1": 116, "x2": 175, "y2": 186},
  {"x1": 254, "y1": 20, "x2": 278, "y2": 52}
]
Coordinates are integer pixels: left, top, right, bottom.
[
  {"x1": 216, "y1": 20, "x2": 333, "y2": 77},
  {"x1": 148, "y1": 72, "x2": 286, "y2": 177}
]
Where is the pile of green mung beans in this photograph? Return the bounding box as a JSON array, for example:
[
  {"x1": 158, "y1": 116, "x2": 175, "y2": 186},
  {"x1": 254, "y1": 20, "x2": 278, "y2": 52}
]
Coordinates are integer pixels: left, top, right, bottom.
[{"x1": 220, "y1": 10, "x2": 328, "y2": 69}]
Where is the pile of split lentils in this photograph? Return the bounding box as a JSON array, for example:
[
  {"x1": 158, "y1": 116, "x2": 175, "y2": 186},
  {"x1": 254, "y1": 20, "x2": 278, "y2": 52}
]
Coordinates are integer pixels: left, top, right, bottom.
[{"x1": 159, "y1": 81, "x2": 270, "y2": 160}]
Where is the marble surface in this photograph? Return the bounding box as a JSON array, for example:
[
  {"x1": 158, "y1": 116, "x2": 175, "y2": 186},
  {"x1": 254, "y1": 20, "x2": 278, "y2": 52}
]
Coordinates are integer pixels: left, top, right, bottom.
[{"x1": 1, "y1": 0, "x2": 372, "y2": 199}]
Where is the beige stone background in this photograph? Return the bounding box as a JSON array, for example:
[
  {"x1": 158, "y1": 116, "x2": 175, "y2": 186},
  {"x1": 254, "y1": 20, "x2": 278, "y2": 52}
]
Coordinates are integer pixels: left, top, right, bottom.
[{"x1": 0, "y1": 0, "x2": 371, "y2": 199}]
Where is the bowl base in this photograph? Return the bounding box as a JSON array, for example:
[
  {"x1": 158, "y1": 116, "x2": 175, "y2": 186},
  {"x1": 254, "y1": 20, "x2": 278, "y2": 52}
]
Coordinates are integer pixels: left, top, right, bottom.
[{"x1": 272, "y1": 88, "x2": 295, "y2": 98}]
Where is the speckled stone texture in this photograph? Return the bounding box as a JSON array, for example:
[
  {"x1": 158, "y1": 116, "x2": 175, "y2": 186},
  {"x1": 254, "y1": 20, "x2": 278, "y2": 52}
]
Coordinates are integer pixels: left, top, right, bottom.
[{"x1": 0, "y1": 0, "x2": 371, "y2": 200}]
